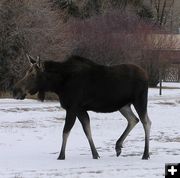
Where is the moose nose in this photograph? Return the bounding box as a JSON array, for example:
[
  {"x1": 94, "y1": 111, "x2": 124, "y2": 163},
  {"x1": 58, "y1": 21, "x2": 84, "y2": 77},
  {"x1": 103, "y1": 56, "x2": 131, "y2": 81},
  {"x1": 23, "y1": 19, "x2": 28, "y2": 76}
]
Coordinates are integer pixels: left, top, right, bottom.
[{"x1": 13, "y1": 87, "x2": 26, "y2": 100}]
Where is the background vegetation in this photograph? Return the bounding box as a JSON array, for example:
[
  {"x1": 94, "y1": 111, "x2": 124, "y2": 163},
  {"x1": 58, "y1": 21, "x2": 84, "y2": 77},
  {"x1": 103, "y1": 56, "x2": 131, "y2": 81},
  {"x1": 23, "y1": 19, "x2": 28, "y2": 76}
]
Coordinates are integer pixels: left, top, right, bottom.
[{"x1": 0, "y1": 0, "x2": 179, "y2": 97}]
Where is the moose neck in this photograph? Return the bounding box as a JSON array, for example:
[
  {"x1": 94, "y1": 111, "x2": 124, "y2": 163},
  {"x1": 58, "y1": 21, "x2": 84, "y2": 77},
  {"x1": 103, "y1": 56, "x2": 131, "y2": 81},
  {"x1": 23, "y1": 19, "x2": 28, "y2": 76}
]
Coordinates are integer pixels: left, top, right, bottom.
[
  {"x1": 40, "y1": 71, "x2": 63, "y2": 94},
  {"x1": 38, "y1": 60, "x2": 66, "y2": 94}
]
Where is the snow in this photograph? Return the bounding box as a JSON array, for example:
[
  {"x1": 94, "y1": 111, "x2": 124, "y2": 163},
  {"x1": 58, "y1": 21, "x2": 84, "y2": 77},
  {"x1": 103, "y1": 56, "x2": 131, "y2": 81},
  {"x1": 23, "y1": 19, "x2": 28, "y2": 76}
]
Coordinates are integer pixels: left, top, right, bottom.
[{"x1": 0, "y1": 83, "x2": 180, "y2": 178}]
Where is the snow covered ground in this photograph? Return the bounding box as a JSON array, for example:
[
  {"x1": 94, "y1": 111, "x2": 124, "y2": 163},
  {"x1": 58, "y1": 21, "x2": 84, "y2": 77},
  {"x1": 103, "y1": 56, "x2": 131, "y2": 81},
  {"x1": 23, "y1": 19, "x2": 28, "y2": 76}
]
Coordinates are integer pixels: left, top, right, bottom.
[{"x1": 0, "y1": 83, "x2": 180, "y2": 178}]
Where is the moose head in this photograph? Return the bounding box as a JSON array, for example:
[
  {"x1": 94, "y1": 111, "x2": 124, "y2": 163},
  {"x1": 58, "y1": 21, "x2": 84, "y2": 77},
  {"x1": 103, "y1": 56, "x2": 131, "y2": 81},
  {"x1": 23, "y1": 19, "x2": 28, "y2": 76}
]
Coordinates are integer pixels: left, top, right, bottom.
[{"x1": 13, "y1": 54, "x2": 44, "y2": 100}]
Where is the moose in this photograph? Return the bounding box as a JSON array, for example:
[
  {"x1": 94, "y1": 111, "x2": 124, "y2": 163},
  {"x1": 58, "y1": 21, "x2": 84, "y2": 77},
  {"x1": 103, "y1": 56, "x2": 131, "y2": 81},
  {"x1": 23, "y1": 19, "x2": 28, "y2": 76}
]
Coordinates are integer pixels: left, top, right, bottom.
[{"x1": 13, "y1": 55, "x2": 151, "y2": 160}]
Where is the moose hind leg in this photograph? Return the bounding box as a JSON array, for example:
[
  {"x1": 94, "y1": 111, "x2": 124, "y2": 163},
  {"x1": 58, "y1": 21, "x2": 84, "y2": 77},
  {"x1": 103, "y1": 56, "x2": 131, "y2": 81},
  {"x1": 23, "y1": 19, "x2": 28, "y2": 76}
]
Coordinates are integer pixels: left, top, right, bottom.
[
  {"x1": 116, "y1": 105, "x2": 139, "y2": 157},
  {"x1": 57, "y1": 110, "x2": 76, "y2": 160},
  {"x1": 140, "y1": 113, "x2": 151, "y2": 160},
  {"x1": 77, "y1": 111, "x2": 100, "y2": 159},
  {"x1": 134, "y1": 99, "x2": 151, "y2": 160}
]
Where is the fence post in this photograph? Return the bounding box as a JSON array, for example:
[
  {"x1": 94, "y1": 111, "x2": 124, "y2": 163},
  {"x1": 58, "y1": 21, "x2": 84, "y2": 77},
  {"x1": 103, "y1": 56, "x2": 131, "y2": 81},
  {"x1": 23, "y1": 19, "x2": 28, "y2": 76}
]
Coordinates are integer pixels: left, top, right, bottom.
[{"x1": 159, "y1": 67, "x2": 162, "y2": 95}]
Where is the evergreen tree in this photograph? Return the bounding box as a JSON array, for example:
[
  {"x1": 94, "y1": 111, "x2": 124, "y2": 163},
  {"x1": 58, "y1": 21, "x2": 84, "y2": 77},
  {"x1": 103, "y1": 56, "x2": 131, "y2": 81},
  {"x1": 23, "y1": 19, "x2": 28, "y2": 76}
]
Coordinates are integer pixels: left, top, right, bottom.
[{"x1": 0, "y1": 0, "x2": 27, "y2": 91}]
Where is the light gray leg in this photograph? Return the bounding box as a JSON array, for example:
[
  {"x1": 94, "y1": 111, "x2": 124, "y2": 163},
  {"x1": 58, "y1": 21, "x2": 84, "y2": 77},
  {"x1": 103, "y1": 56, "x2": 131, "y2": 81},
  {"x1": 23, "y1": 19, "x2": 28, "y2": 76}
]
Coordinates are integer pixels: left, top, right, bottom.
[
  {"x1": 116, "y1": 105, "x2": 139, "y2": 157},
  {"x1": 57, "y1": 110, "x2": 76, "y2": 160},
  {"x1": 141, "y1": 113, "x2": 151, "y2": 160},
  {"x1": 77, "y1": 111, "x2": 100, "y2": 159}
]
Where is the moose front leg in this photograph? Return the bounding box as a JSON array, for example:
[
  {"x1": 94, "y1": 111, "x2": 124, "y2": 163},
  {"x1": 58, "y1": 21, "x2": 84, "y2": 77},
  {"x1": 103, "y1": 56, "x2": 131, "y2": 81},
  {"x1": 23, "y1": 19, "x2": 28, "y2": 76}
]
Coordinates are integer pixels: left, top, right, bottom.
[
  {"x1": 77, "y1": 111, "x2": 100, "y2": 159},
  {"x1": 57, "y1": 110, "x2": 76, "y2": 160}
]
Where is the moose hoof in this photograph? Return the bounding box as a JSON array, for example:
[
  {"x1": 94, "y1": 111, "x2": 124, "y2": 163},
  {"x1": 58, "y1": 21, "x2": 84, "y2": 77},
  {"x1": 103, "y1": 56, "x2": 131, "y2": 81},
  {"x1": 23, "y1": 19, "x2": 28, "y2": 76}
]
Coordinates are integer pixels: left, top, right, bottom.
[
  {"x1": 142, "y1": 154, "x2": 150, "y2": 160},
  {"x1": 115, "y1": 148, "x2": 122, "y2": 157},
  {"x1": 93, "y1": 153, "x2": 100, "y2": 159},
  {"x1": 57, "y1": 154, "x2": 65, "y2": 160}
]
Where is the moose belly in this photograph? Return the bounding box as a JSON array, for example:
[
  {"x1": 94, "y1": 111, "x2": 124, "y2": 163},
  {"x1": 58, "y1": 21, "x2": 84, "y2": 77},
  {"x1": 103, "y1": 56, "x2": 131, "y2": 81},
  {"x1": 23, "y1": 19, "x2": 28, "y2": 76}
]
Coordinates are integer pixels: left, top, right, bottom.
[
  {"x1": 81, "y1": 82, "x2": 134, "y2": 112},
  {"x1": 82, "y1": 95, "x2": 132, "y2": 113}
]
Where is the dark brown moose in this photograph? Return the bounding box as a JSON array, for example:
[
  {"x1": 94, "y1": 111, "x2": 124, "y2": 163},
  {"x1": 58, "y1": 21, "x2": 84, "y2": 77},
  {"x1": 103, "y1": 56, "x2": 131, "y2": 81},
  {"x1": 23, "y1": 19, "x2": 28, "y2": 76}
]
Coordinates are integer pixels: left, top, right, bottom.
[{"x1": 13, "y1": 55, "x2": 151, "y2": 160}]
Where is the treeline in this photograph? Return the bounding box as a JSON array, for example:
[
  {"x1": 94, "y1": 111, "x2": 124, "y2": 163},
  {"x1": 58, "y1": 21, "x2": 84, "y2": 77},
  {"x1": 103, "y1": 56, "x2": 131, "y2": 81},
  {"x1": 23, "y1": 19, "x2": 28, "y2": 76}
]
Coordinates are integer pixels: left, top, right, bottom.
[{"x1": 0, "y1": 0, "x2": 178, "y2": 93}]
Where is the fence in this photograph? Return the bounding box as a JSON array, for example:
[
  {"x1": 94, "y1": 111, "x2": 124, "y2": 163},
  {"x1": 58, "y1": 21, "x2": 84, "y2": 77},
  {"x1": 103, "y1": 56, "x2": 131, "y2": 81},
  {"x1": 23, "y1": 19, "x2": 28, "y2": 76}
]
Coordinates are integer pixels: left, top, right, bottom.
[{"x1": 164, "y1": 64, "x2": 180, "y2": 82}]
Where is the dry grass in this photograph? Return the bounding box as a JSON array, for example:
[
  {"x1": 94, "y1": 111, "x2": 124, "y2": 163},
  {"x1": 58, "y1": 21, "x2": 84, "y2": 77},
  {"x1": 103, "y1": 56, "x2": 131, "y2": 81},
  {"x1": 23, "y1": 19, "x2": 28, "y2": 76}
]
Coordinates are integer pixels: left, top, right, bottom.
[{"x1": 0, "y1": 92, "x2": 58, "y2": 101}]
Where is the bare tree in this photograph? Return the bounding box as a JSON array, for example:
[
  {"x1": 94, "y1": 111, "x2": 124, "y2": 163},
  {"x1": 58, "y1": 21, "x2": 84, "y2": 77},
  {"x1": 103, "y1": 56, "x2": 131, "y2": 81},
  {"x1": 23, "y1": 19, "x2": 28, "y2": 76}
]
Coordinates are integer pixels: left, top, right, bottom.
[
  {"x1": 66, "y1": 10, "x2": 155, "y2": 65},
  {"x1": 150, "y1": 0, "x2": 175, "y2": 27}
]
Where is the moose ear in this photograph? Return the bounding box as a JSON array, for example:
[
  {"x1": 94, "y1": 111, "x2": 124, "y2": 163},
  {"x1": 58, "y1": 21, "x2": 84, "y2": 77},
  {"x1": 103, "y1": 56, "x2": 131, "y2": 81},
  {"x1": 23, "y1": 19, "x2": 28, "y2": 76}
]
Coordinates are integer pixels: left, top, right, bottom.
[
  {"x1": 36, "y1": 56, "x2": 40, "y2": 67},
  {"x1": 26, "y1": 54, "x2": 36, "y2": 65},
  {"x1": 36, "y1": 56, "x2": 44, "y2": 71}
]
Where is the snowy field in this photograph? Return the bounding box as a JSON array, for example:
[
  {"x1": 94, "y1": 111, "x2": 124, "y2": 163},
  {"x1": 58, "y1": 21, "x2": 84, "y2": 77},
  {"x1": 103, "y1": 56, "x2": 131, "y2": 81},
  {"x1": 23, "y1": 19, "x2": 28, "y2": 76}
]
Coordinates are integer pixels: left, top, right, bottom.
[{"x1": 0, "y1": 83, "x2": 180, "y2": 178}]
